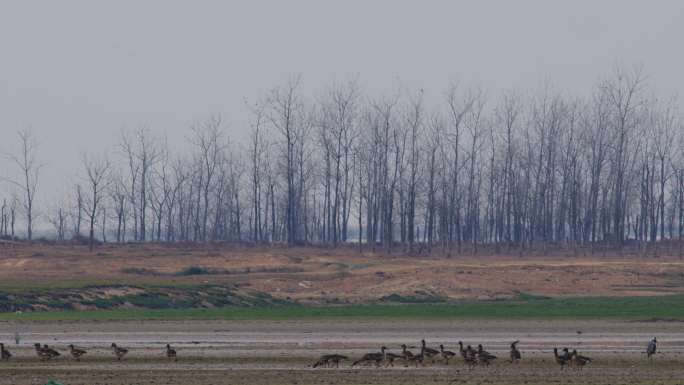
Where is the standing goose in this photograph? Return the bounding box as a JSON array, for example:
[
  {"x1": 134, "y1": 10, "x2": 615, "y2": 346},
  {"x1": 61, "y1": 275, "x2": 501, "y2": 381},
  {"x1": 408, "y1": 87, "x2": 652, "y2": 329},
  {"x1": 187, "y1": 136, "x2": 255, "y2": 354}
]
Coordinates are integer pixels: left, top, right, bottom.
[
  {"x1": 406, "y1": 346, "x2": 424, "y2": 367},
  {"x1": 166, "y1": 344, "x2": 177, "y2": 361},
  {"x1": 400, "y1": 344, "x2": 414, "y2": 359},
  {"x1": 400, "y1": 344, "x2": 415, "y2": 366},
  {"x1": 562, "y1": 348, "x2": 571, "y2": 362},
  {"x1": 647, "y1": 337, "x2": 657, "y2": 359},
  {"x1": 35, "y1": 343, "x2": 50, "y2": 360},
  {"x1": 439, "y1": 344, "x2": 456, "y2": 365},
  {"x1": 43, "y1": 344, "x2": 61, "y2": 360},
  {"x1": 0, "y1": 343, "x2": 11, "y2": 361},
  {"x1": 351, "y1": 346, "x2": 385, "y2": 367},
  {"x1": 111, "y1": 343, "x2": 129, "y2": 361},
  {"x1": 34, "y1": 343, "x2": 57, "y2": 360},
  {"x1": 383, "y1": 348, "x2": 404, "y2": 368},
  {"x1": 570, "y1": 349, "x2": 591, "y2": 369},
  {"x1": 421, "y1": 340, "x2": 440, "y2": 363},
  {"x1": 458, "y1": 341, "x2": 468, "y2": 360},
  {"x1": 68, "y1": 344, "x2": 87, "y2": 361},
  {"x1": 509, "y1": 340, "x2": 521, "y2": 363},
  {"x1": 553, "y1": 348, "x2": 570, "y2": 370},
  {"x1": 476, "y1": 344, "x2": 497, "y2": 366},
  {"x1": 460, "y1": 343, "x2": 477, "y2": 369}
]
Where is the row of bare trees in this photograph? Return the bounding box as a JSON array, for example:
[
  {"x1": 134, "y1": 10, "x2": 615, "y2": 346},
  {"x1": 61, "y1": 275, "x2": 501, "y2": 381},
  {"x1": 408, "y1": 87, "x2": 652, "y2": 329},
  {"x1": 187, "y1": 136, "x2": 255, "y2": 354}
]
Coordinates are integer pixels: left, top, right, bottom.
[{"x1": 3, "y1": 67, "x2": 684, "y2": 254}]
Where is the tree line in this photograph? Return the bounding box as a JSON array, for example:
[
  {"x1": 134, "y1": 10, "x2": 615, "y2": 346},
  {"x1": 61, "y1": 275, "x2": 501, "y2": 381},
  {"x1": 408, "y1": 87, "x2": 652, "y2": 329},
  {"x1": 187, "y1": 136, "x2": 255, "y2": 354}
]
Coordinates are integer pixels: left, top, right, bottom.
[{"x1": 2, "y1": 67, "x2": 684, "y2": 254}]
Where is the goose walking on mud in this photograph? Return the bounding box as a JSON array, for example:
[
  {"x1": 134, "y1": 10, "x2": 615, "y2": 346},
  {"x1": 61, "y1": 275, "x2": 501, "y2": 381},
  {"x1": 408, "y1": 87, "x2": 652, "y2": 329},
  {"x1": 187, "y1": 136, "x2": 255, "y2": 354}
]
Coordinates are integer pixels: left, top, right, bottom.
[
  {"x1": 111, "y1": 343, "x2": 129, "y2": 361},
  {"x1": 421, "y1": 340, "x2": 440, "y2": 363},
  {"x1": 166, "y1": 344, "x2": 177, "y2": 361},
  {"x1": 647, "y1": 337, "x2": 657, "y2": 359},
  {"x1": 571, "y1": 349, "x2": 591, "y2": 369},
  {"x1": 509, "y1": 340, "x2": 521, "y2": 363},
  {"x1": 0, "y1": 344, "x2": 11, "y2": 361},
  {"x1": 351, "y1": 346, "x2": 385, "y2": 367},
  {"x1": 440, "y1": 344, "x2": 456, "y2": 365},
  {"x1": 477, "y1": 344, "x2": 497, "y2": 366},
  {"x1": 69, "y1": 344, "x2": 87, "y2": 361},
  {"x1": 553, "y1": 348, "x2": 571, "y2": 370}
]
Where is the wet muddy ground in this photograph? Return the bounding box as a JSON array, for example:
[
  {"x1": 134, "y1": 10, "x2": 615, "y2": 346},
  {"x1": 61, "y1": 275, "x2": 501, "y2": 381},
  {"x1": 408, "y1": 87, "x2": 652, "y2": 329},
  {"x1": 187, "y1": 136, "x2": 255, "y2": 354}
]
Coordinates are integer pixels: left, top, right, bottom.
[{"x1": 1, "y1": 319, "x2": 683, "y2": 384}]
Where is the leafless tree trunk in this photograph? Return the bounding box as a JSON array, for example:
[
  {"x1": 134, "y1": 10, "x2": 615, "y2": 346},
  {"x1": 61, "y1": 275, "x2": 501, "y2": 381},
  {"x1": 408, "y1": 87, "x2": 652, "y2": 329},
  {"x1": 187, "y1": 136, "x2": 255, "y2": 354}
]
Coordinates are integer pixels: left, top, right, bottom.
[
  {"x1": 4, "y1": 129, "x2": 41, "y2": 240},
  {"x1": 82, "y1": 153, "x2": 111, "y2": 251}
]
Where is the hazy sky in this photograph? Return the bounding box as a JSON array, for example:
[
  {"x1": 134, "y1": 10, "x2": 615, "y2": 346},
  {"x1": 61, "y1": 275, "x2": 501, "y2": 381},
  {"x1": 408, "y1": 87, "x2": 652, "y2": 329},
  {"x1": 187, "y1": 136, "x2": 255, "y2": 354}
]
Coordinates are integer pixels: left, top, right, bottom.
[{"x1": 1, "y1": 0, "x2": 684, "y2": 205}]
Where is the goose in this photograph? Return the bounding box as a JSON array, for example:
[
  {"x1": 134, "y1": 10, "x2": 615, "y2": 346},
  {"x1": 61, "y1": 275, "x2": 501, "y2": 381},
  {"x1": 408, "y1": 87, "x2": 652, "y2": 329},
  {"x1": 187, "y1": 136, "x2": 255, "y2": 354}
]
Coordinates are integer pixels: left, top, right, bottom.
[
  {"x1": 570, "y1": 349, "x2": 591, "y2": 369},
  {"x1": 34, "y1": 343, "x2": 50, "y2": 360},
  {"x1": 313, "y1": 354, "x2": 348, "y2": 368},
  {"x1": 0, "y1": 343, "x2": 11, "y2": 361},
  {"x1": 42, "y1": 344, "x2": 61, "y2": 359},
  {"x1": 439, "y1": 344, "x2": 456, "y2": 364},
  {"x1": 352, "y1": 346, "x2": 385, "y2": 367},
  {"x1": 327, "y1": 354, "x2": 348, "y2": 368},
  {"x1": 401, "y1": 344, "x2": 423, "y2": 366},
  {"x1": 166, "y1": 344, "x2": 177, "y2": 361},
  {"x1": 509, "y1": 340, "x2": 521, "y2": 363},
  {"x1": 68, "y1": 344, "x2": 87, "y2": 361},
  {"x1": 312, "y1": 355, "x2": 331, "y2": 368},
  {"x1": 459, "y1": 343, "x2": 477, "y2": 369},
  {"x1": 111, "y1": 343, "x2": 129, "y2": 361},
  {"x1": 400, "y1": 344, "x2": 414, "y2": 359},
  {"x1": 562, "y1": 347, "x2": 571, "y2": 362},
  {"x1": 647, "y1": 337, "x2": 657, "y2": 359},
  {"x1": 553, "y1": 348, "x2": 570, "y2": 370},
  {"x1": 421, "y1": 340, "x2": 440, "y2": 363},
  {"x1": 383, "y1": 348, "x2": 405, "y2": 367},
  {"x1": 405, "y1": 346, "x2": 424, "y2": 367},
  {"x1": 476, "y1": 344, "x2": 497, "y2": 366},
  {"x1": 458, "y1": 341, "x2": 468, "y2": 360}
]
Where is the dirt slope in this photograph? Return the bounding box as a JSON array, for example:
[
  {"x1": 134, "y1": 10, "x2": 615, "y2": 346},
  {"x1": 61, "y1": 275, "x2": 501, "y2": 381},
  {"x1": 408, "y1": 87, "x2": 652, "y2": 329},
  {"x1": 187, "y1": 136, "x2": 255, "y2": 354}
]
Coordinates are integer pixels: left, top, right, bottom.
[{"x1": 1, "y1": 242, "x2": 683, "y2": 305}]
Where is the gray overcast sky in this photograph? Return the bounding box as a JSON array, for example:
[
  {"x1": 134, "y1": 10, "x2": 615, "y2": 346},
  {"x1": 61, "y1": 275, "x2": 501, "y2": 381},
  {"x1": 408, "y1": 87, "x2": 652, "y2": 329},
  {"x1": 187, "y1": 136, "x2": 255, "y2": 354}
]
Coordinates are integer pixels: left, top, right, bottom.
[{"x1": 1, "y1": 0, "x2": 684, "y2": 204}]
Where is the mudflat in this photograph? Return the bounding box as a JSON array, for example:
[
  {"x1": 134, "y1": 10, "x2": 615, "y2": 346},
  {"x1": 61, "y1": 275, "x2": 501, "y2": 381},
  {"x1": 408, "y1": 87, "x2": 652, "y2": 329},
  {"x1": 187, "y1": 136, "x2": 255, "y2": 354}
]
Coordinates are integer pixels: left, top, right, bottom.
[{"x1": 0, "y1": 319, "x2": 682, "y2": 385}]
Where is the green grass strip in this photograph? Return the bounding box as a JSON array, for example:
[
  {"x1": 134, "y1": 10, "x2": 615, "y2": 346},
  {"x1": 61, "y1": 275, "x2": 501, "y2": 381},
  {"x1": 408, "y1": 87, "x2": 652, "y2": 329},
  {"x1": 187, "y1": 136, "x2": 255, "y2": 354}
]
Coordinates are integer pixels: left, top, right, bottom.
[{"x1": 1, "y1": 294, "x2": 683, "y2": 321}]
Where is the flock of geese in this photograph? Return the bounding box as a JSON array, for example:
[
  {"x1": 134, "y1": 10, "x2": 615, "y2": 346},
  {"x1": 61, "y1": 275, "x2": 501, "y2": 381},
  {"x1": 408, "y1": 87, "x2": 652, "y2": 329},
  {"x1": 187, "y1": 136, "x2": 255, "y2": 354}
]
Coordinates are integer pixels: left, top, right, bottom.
[
  {"x1": 314, "y1": 337, "x2": 660, "y2": 370},
  {"x1": 0, "y1": 342, "x2": 177, "y2": 362},
  {"x1": 0, "y1": 337, "x2": 659, "y2": 370},
  {"x1": 314, "y1": 340, "x2": 522, "y2": 369}
]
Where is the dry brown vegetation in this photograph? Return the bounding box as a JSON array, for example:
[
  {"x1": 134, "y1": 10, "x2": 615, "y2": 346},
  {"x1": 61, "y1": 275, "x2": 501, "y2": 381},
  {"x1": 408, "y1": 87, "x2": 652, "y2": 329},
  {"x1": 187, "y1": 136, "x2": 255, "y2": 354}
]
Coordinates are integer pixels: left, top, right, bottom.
[{"x1": 1, "y1": 241, "x2": 684, "y2": 305}]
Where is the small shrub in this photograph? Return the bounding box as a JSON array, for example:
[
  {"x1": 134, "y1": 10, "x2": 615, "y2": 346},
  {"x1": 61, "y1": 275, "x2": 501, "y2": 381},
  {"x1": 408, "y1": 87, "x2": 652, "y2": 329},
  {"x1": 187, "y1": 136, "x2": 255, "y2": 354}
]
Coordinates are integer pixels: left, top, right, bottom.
[
  {"x1": 174, "y1": 266, "x2": 213, "y2": 276},
  {"x1": 379, "y1": 293, "x2": 446, "y2": 304},
  {"x1": 120, "y1": 267, "x2": 161, "y2": 276}
]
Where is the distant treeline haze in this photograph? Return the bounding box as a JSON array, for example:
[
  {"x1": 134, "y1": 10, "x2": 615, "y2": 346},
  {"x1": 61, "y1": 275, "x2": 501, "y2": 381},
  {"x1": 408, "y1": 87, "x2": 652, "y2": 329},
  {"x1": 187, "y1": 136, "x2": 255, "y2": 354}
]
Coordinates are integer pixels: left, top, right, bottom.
[{"x1": 2, "y1": 67, "x2": 684, "y2": 253}]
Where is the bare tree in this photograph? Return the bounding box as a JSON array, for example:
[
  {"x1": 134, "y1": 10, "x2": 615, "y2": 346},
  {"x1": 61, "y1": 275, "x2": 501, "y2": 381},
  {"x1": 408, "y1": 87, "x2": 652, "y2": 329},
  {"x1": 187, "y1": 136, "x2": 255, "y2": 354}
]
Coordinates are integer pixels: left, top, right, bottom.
[
  {"x1": 190, "y1": 116, "x2": 226, "y2": 242},
  {"x1": 72, "y1": 184, "x2": 84, "y2": 238},
  {"x1": 600, "y1": 66, "x2": 646, "y2": 246},
  {"x1": 82, "y1": 153, "x2": 111, "y2": 251},
  {"x1": 120, "y1": 127, "x2": 159, "y2": 241},
  {"x1": 248, "y1": 101, "x2": 269, "y2": 243},
  {"x1": 267, "y1": 76, "x2": 305, "y2": 245},
  {"x1": 6, "y1": 67, "x2": 684, "y2": 254},
  {"x1": 47, "y1": 200, "x2": 69, "y2": 241},
  {"x1": 109, "y1": 172, "x2": 127, "y2": 243},
  {"x1": 3, "y1": 129, "x2": 42, "y2": 240}
]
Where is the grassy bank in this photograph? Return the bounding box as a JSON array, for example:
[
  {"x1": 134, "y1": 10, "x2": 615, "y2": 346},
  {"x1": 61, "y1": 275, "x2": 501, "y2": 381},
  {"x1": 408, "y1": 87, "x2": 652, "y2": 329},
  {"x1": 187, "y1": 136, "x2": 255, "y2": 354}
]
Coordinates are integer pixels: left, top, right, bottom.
[{"x1": 1, "y1": 294, "x2": 683, "y2": 321}]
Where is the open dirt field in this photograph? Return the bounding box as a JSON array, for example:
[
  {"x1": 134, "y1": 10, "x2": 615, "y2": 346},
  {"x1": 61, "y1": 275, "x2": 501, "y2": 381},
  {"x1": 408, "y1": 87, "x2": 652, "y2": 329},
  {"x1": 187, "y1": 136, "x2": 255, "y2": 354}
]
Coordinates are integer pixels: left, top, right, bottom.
[
  {"x1": 1, "y1": 319, "x2": 683, "y2": 385},
  {"x1": 1, "y1": 242, "x2": 684, "y2": 307}
]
